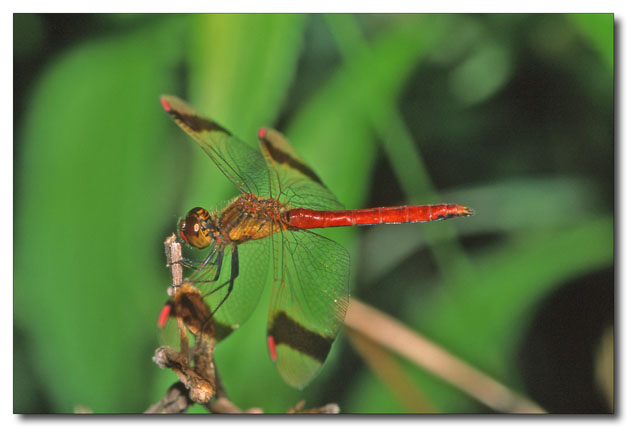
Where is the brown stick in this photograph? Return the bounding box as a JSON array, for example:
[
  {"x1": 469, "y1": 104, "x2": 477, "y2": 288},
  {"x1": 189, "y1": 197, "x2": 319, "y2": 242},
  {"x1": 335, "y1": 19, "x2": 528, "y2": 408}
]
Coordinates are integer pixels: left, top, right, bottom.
[
  {"x1": 145, "y1": 382, "x2": 193, "y2": 414},
  {"x1": 164, "y1": 233, "x2": 184, "y2": 288},
  {"x1": 344, "y1": 298, "x2": 545, "y2": 413},
  {"x1": 146, "y1": 235, "x2": 217, "y2": 412},
  {"x1": 147, "y1": 235, "x2": 340, "y2": 413}
]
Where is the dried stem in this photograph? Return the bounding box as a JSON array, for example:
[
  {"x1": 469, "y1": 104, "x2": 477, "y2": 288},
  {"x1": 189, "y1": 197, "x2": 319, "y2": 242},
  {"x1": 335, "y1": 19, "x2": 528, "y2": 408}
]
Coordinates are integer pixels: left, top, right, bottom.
[
  {"x1": 147, "y1": 234, "x2": 339, "y2": 414},
  {"x1": 346, "y1": 329, "x2": 435, "y2": 413},
  {"x1": 145, "y1": 382, "x2": 193, "y2": 414},
  {"x1": 287, "y1": 400, "x2": 340, "y2": 414},
  {"x1": 344, "y1": 298, "x2": 545, "y2": 413},
  {"x1": 146, "y1": 234, "x2": 217, "y2": 412},
  {"x1": 164, "y1": 233, "x2": 184, "y2": 288}
]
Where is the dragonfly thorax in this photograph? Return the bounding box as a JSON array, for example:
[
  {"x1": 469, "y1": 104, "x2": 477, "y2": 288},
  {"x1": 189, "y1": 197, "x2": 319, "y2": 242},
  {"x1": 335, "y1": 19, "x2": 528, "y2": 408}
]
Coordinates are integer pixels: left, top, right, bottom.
[{"x1": 178, "y1": 207, "x2": 216, "y2": 249}]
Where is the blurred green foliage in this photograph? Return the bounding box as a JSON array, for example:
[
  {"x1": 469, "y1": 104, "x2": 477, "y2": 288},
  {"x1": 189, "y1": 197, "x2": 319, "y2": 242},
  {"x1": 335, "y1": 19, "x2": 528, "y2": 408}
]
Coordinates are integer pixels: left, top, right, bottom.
[{"x1": 14, "y1": 14, "x2": 613, "y2": 413}]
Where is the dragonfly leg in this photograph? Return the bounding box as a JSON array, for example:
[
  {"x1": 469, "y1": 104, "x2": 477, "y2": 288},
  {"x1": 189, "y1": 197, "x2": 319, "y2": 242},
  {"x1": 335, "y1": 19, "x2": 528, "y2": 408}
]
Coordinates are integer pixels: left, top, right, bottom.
[
  {"x1": 171, "y1": 246, "x2": 221, "y2": 273},
  {"x1": 187, "y1": 250, "x2": 224, "y2": 286},
  {"x1": 202, "y1": 246, "x2": 239, "y2": 326},
  {"x1": 168, "y1": 257, "x2": 200, "y2": 270}
]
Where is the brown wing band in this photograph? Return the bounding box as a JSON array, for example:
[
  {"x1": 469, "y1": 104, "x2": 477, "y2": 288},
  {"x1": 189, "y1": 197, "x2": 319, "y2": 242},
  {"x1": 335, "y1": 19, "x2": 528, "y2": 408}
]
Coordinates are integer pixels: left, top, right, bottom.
[
  {"x1": 168, "y1": 109, "x2": 232, "y2": 136},
  {"x1": 260, "y1": 138, "x2": 325, "y2": 186},
  {"x1": 268, "y1": 311, "x2": 333, "y2": 363},
  {"x1": 169, "y1": 286, "x2": 234, "y2": 341},
  {"x1": 213, "y1": 322, "x2": 235, "y2": 341}
]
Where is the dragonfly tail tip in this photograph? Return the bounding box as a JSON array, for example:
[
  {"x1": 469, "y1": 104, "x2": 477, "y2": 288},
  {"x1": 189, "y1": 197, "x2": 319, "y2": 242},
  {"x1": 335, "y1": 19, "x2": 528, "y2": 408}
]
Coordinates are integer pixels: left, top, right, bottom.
[{"x1": 461, "y1": 206, "x2": 473, "y2": 216}]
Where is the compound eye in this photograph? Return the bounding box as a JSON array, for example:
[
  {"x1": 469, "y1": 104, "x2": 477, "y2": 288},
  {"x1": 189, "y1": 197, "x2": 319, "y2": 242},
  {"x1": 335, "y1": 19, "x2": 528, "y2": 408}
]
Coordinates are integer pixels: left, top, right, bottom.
[
  {"x1": 178, "y1": 219, "x2": 189, "y2": 243},
  {"x1": 193, "y1": 207, "x2": 211, "y2": 221},
  {"x1": 178, "y1": 208, "x2": 213, "y2": 249}
]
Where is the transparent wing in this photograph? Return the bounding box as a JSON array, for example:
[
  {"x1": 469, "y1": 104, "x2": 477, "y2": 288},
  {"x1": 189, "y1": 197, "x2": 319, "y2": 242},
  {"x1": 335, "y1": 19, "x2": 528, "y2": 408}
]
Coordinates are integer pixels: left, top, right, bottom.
[
  {"x1": 161, "y1": 95, "x2": 271, "y2": 197},
  {"x1": 258, "y1": 128, "x2": 343, "y2": 210},
  {"x1": 188, "y1": 238, "x2": 271, "y2": 341},
  {"x1": 267, "y1": 229, "x2": 350, "y2": 388}
]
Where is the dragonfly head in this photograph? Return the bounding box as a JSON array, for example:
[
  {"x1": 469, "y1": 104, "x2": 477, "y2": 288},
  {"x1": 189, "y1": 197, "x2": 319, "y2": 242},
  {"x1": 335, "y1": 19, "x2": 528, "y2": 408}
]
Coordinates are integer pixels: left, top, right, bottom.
[{"x1": 178, "y1": 207, "x2": 214, "y2": 249}]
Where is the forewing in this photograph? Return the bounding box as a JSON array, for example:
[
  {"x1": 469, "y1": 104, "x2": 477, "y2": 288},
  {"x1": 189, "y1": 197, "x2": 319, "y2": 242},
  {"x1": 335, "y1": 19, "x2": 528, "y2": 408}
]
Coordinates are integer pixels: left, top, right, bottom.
[
  {"x1": 161, "y1": 95, "x2": 270, "y2": 197},
  {"x1": 188, "y1": 239, "x2": 271, "y2": 341},
  {"x1": 267, "y1": 229, "x2": 350, "y2": 388},
  {"x1": 258, "y1": 128, "x2": 343, "y2": 210}
]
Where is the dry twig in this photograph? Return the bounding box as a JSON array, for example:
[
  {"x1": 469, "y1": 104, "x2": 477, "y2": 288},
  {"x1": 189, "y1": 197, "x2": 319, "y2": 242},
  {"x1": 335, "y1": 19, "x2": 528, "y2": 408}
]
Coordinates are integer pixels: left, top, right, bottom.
[
  {"x1": 287, "y1": 400, "x2": 340, "y2": 414},
  {"x1": 344, "y1": 298, "x2": 545, "y2": 413},
  {"x1": 164, "y1": 233, "x2": 184, "y2": 288},
  {"x1": 146, "y1": 235, "x2": 217, "y2": 412},
  {"x1": 145, "y1": 382, "x2": 193, "y2": 414},
  {"x1": 147, "y1": 234, "x2": 339, "y2": 414}
]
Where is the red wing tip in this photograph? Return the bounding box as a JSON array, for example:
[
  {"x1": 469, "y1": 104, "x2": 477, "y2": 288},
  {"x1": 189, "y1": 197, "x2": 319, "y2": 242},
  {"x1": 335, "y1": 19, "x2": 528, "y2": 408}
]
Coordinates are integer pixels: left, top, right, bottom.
[
  {"x1": 267, "y1": 335, "x2": 277, "y2": 362},
  {"x1": 258, "y1": 127, "x2": 267, "y2": 139},
  {"x1": 157, "y1": 304, "x2": 172, "y2": 328},
  {"x1": 160, "y1": 96, "x2": 172, "y2": 112}
]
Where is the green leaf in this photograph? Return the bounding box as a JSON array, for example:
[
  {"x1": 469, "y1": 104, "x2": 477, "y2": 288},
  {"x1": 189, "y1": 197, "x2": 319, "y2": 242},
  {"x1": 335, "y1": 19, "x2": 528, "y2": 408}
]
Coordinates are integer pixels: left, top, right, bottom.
[
  {"x1": 412, "y1": 217, "x2": 613, "y2": 406},
  {"x1": 15, "y1": 19, "x2": 184, "y2": 412},
  {"x1": 439, "y1": 216, "x2": 611, "y2": 363},
  {"x1": 569, "y1": 14, "x2": 614, "y2": 71},
  {"x1": 346, "y1": 217, "x2": 612, "y2": 412}
]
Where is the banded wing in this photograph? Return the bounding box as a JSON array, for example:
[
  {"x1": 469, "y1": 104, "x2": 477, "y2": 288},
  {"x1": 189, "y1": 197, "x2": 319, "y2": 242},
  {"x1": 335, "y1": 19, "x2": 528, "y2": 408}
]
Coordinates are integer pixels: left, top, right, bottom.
[
  {"x1": 267, "y1": 229, "x2": 350, "y2": 388},
  {"x1": 186, "y1": 238, "x2": 271, "y2": 341},
  {"x1": 258, "y1": 127, "x2": 343, "y2": 210},
  {"x1": 161, "y1": 95, "x2": 271, "y2": 197}
]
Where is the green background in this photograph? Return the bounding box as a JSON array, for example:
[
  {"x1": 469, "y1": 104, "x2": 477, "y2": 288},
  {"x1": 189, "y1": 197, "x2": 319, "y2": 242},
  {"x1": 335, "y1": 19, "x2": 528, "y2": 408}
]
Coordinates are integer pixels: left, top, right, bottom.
[{"x1": 14, "y1": 14, "x2": 613, "y2": 413}]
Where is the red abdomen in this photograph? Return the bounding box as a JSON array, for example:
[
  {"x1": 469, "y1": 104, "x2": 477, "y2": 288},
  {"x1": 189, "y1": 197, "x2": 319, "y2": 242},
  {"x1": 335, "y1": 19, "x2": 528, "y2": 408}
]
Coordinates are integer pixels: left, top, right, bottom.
[{"x1": 287, "y1": 204, "x2": 473, "y2": 229}]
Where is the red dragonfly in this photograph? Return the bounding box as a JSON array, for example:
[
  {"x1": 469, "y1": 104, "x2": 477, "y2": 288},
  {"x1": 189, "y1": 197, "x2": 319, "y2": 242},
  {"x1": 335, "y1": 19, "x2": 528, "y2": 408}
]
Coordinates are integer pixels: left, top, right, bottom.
[{"x1": 159, "y1": 95, "x2": 472, "y2": 388}]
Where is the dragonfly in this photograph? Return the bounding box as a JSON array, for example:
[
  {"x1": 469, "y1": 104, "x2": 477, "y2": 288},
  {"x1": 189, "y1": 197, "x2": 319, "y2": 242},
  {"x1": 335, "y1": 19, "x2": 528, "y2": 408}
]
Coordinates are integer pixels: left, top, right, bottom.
[{"x1": 159, "y1": 95, "x2": 473, "y2": 388}]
